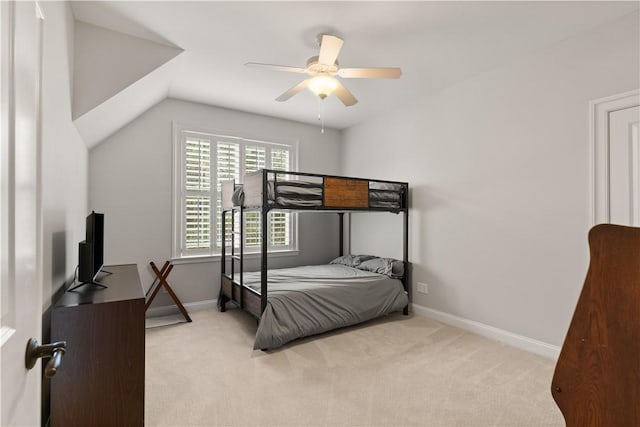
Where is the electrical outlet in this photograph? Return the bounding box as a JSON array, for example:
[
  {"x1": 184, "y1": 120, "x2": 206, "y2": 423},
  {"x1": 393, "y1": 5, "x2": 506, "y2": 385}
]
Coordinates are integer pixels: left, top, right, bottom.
[{"x1": 416, "y1": 282, "x2": 429, "y2": 294}]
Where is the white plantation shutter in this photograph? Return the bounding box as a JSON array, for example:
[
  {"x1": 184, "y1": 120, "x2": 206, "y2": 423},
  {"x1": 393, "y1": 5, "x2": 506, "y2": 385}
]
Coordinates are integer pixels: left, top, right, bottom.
[
  {"x1": 174, "y1": 126, "x2": 296, "y2": 258},
  {"x1": 243, "y1": 146, "x2": 266, "y2": 248},
  {"x1": 271, "y1": 148, "x2": 289, "y2": 171},
  {"x1": 185, "y1": 138, "x2": 211, "y2": 192},
  {"x1": 183, "y1": 137, "x2": 212, "y2": 252},
  {"x1": 244, "y1": 146, "x2": 266, "y2": 173},
  {"x1": 215, "y1": 142, "x2": 240, "y2": 248},
  {"x1": 270, "y1": 212, "x2": 288, "y2": 247},
  {"x1": 216, "y1": 142, "x2": 240, "y2": 182},
  {"x1": 184, "y1": 197, "x2": 210, "y2": 249},
  {"x1": 270, "y1": 148, "x2": 290, "y2": 247}
]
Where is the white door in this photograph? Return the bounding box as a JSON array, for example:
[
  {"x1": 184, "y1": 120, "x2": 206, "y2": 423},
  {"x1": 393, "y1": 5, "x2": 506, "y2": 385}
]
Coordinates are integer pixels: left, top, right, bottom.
[
  {"x1": 0, "y1": 1, "x2": 44, "y2": 426},
  {"x1": 592, "y1": 90, "x2": 640, "y2": 225},
  {"x1": 610, "y1": 105, "x2": 640, "y2": 225}
]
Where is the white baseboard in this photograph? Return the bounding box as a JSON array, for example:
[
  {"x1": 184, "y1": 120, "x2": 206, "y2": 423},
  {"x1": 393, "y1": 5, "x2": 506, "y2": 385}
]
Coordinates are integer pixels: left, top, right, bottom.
[
  {"x1": 411, "y1": 303, "x2": 560, "y2": 360},
  {"x1": 146, "y1": 299, "x2": 217, "y2": 318}
]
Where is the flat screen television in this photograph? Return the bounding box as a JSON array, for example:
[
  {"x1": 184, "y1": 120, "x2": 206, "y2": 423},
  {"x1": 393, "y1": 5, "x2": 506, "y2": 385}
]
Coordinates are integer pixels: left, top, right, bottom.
[{"x1": 69, "y1": 211, "x2": 106, "y2": 291}]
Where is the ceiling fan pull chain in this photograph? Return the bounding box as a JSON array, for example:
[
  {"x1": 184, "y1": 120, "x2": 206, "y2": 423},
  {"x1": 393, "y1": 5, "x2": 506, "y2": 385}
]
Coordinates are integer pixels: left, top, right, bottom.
[{"x1": 318, "y1": 97, "x2": 325, "y2": 134}]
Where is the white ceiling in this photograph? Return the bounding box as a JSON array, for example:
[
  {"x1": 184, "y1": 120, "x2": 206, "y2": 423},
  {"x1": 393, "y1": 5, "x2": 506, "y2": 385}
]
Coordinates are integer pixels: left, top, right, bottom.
[{"x1": 70, "y1": 1, "x2": 639, "y2": 131}]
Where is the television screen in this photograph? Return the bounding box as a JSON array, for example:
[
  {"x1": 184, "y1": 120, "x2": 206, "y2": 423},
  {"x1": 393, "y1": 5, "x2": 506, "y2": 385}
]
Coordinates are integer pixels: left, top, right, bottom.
[
  {"x1": 72, "y1": 211, "x2": 105, "y2": 290},
  {"x1": 87, "y1": 211, "x2": 104, "y2": 279}
]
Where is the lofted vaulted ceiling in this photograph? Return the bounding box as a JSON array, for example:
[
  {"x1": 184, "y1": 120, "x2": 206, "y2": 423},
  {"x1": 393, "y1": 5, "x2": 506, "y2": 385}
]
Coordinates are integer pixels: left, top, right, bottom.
[{"x1": 69, "y1": 1, "x2": 639, "y2": 146}]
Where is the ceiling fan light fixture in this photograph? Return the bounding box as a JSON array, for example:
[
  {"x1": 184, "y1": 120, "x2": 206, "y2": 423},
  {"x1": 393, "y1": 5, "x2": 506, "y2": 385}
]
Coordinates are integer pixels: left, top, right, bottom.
[
  {"x1": 308, "y1": 75, "x2": 338, "y2": 99},
  {"x1": 247, "y1": 33, "x2": 399, "y2": 107}
]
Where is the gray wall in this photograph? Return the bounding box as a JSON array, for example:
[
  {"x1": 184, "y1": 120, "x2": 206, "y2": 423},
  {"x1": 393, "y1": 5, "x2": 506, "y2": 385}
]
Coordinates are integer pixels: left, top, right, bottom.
[
  {"x1": 342, "y1": 12, "x2": 640, "y2": 346},
  {"x1": 41, "y1": 2, "x2": 88, "y2": 308},
  {"x1": 40, "y1": 3, "x2": 89, "y2": 423},
  {"x1": 89, "y1": 99, "x2": 342, "y2": 307}
]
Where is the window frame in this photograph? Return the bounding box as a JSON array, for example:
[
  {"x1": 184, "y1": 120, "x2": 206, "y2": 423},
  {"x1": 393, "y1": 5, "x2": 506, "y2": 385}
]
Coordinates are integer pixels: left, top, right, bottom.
[{"x1": 172, "y1": 122, "x2": 299, "y2": 262}]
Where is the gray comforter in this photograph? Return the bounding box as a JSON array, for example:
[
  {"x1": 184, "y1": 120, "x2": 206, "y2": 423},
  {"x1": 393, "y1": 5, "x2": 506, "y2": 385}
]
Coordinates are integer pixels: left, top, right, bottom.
[{"x1": 242, "y1": 264, "x2": 409, "y2": 350}]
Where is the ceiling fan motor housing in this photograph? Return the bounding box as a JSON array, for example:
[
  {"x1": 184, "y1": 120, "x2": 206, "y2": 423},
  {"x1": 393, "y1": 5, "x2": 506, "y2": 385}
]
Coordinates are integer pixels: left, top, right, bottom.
[{"x1": 305, "y1": 56, "x2": 339, "y2": 75}]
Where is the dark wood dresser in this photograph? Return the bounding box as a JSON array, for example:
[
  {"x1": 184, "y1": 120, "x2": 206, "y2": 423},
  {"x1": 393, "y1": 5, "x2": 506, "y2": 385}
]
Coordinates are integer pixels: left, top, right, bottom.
[{"x1": 50, "y1": 264, "x2": 145, "y2": 426}]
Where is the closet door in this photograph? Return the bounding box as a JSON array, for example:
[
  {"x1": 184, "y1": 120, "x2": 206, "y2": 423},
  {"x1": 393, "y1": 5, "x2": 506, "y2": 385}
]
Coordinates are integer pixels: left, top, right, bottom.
[{"x1": 610, "y1": 105, "x2": 640, "y2": 226}]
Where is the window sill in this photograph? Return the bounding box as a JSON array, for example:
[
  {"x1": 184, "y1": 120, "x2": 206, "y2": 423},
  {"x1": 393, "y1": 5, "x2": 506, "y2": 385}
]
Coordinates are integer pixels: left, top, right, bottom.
[{"x1": 171, "y1": 249, "x2": 300, "y2": 265}]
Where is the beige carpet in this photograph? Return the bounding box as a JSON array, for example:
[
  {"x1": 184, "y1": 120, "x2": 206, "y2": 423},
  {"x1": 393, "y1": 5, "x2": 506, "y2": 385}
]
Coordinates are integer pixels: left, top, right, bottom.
[
  {"x1": 145, "y1": 308, "x2": 565, "y2": 427},
  {"x1": 146, "y1": 313, "x2": 190, "y2": 329}
]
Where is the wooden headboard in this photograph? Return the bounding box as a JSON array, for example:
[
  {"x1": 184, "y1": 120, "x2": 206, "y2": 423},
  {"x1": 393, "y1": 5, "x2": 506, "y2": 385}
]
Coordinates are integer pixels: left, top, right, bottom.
[{"x1": 551, "y1": 224, "x2": 640, "y2": 426}]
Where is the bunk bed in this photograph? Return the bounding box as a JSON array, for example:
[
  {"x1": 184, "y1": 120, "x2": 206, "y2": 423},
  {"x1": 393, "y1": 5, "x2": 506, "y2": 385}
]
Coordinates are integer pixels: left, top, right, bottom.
[{"x1": 218, "y1": 169, "x2": 409, "y2": 350}]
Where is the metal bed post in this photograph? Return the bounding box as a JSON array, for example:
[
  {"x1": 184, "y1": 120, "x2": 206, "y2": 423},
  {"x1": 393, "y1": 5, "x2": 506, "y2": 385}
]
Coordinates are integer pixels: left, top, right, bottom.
[
  {"x1": 219, "y1": 208, "x2": 227, "y2": 312},
  {"x1": 402, "y1": 184, "x2": 409, "y2": 315},
  {"x1": 239, "y1": 204, "x2": 244, "y2": 309},
  {"x1": 260, "y1": 170, "x2": 269, "y2": 313},
  {"x1": 221, "y1": 209, "x2": 226, "y2": 277},
  {"x1": 231, "y1": 205, "x2": 235, "y2": 283},
  {"x1": 338, "y1": 212, "x2": 344, "y2": 257}
]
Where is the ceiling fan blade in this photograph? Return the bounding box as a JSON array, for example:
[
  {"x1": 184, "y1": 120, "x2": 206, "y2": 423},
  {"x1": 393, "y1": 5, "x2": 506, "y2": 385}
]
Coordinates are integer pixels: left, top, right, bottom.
[
  {"x1": 318, "y1": 34, "x2": 344, "y2": 66},
  {"x1": 334, "y1": 80, "x2": 358, "y2": 107},
  {"x1": 276, "y1": 79, "x2": 310, "y2": 102},
  {"x1": 245, "y1": 62, "x2": 306, "y2": 73},
  {"x1": 337, "y1": 67, "x2": 402, "y2": 79}
]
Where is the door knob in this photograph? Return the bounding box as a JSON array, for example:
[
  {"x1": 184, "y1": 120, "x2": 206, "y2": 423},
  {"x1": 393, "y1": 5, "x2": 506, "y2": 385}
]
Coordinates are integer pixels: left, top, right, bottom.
[{"x1": 25, "y1": 338, "x2": 67, "y2": 377}]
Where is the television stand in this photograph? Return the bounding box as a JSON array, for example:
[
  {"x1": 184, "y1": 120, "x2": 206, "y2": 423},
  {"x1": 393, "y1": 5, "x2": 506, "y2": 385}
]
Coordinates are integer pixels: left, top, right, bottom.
[
  {"x1": 68, "y1": 269, "x2": 113, "y2": 291},
  {"x1": 67, "y1": 280, "x2": 107, "y2": 292},
  {"x1": 51, "y1": 264, "x2": 145, "y2": 426}
]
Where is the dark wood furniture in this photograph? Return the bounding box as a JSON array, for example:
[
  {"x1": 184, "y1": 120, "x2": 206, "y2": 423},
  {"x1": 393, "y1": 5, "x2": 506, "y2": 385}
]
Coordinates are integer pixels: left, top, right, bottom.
[
  {"x1": 552, "y1": 224, "x2": 640, "y2": 426},
  {"x1": 219, "y1": 168, "x2": 410, "y2": 324},
  {"x1": 50, "y1": 264, "x2": 145, "y2": 427}
]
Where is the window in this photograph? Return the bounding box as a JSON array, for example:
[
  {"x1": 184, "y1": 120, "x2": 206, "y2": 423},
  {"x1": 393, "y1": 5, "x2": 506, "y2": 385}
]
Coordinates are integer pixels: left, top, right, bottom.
[{"x1": 173, "y1": 124, "x2": 297, "y2": 259}]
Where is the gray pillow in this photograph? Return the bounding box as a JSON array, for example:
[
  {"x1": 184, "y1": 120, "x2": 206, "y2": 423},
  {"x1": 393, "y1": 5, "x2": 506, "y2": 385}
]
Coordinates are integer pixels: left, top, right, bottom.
[
  {"x1": 232, "y1": 185, "x2": 244, "y2": 206},
  {"x1": 329, "y1": 254, "x2": 375, "y2": 268},
  {"x1": 357, "y1": 257, "x2": 404, "y2": 278}
]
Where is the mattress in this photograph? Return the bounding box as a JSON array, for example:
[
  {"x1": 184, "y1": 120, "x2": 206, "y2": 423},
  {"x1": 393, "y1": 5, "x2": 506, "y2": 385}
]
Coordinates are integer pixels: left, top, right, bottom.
[
  {"x1": 269, "y1": 180, "x2": 323, "y2": 207},
  {"x1": 241, "y1": 264, "x2": 408, "y2": 350}
]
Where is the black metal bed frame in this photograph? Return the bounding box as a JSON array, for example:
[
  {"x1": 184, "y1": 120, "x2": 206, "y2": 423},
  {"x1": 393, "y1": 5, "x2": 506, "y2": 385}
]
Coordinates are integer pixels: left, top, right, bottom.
[{"x1": 219, "y1": 169, "x2": 410, "y2": 320}]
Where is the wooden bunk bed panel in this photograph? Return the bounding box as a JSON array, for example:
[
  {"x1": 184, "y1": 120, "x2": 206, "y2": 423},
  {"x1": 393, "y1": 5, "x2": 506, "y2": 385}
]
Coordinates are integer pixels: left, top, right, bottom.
[
  {"x1": 221, "y1": 275, "x2": 241, "y2": 304},
  {"x1": 324, "y1": 177, "x2": 369, "y2": 208},
  {"x1": 221, "y1": 275, "x2": 232, "y2": 297},
  {"x1": 221, "y1": 275, "x2": 262, "y2": 319},
  {"x1": 232, "y1": 279, "x2": 240, "y2": 301},
  {"x1": 241, "y1": 287, "x2": 262, "y2": 318}
]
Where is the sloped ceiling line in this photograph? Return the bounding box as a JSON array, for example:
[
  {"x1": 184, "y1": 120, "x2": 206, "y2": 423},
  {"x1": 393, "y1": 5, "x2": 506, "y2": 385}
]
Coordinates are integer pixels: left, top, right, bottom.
[{"x1": 72, "y1": 21, "x2": 183, "y2": 148}]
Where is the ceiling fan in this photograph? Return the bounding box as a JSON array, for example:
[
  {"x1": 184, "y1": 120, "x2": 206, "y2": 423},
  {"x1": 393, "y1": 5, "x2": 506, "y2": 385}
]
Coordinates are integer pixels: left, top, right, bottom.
[{"x1": 245, "y1": 34, "x2": 402, "y2": 107}]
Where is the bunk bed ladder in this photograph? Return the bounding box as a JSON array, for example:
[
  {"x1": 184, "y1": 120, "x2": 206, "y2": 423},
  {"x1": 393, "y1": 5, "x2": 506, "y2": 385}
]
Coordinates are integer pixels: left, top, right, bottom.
[
  {"x1": 234, "y1": 205, "x2": 244, "y2": 309},
  {"x1": 219, "y1": 207, "x2": 229, "y2": 311},
  {"x1": 220, "y1": 203, "x2": 244, "y2": 311}
]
